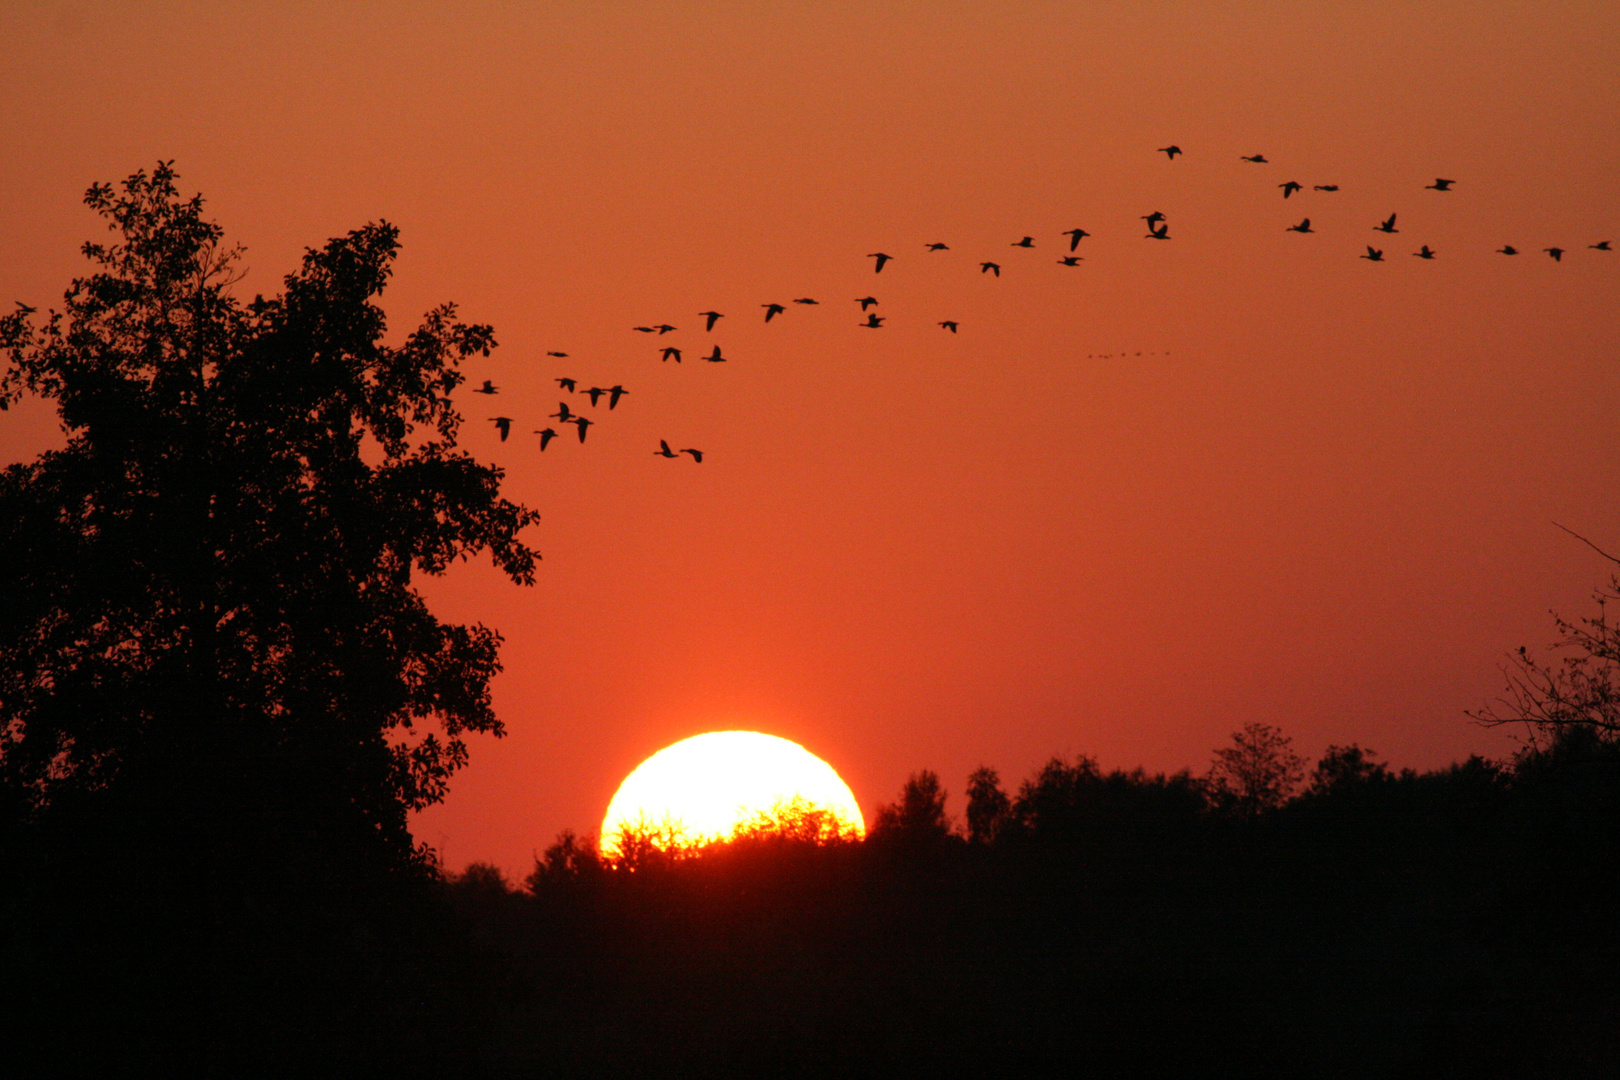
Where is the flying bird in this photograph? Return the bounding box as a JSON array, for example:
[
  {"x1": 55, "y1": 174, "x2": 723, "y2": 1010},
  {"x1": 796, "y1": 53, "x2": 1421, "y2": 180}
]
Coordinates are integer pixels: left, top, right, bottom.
[
  {"x1": 1240, "y1": 154, "x2": 1268, "y2": 163},
  {"x1": 680, "y1": 448, "x2": 703, "y2": 463},
  {"x1": 704, "y1": 345, "x2": 726, "y2": 362},
  {"x1": 490, "y1": 417, "x2": 513, "y2": 441},
  {"x1": 607, "y1": 386, "x2": 628, "y2": 409},
  {"x1": 534, "y1": 428, "x2": 557, "y2": 451},
  {"x1": 655, "y1": 440, "x2": 678, "y2": 458},
  {"x1": 1374, "y1": 213, "x2": 1398, "y2": 233},
  {"x1": 939, "y1": 321, "x2": 958, "y2": 333},
  {"x1": 661, "y1": 346, "x2": 682, "y2": 363},
  {"x1": 1158, "y1": 145, "x2": 1182, "y2": 158},
  {"x1": 1314, "y1": 184, "x2": 1340, "y2": 192},
  {"x1": 633, "y1": 326, "x2": 655, "y2": 333},
  {"x1": 473, "y1": 380, "x2": 499, "y2": 395},
  {"x1": 556, "y1": 377, "x2": 577, "y2": 392},
  {"x1": 1286, "y1": 218, "x2": 1313, "y2": 233},
  {"x1": 861, "y1": 313, "x2": 885, "y2": 328},
  {"x1": 926, "y1": 242, "x2": 950, "y2": 251},
  {"x1": 793, "y1": 298, "x2": 819, "y2": 305},
  {"x1": 1058, "y1": 256, "x2": 1082, "y2": 266},
  {"x1": 700, "y1": 310, "x2": 724, "y2": 331},
  {"x1": 1425, "y1": 178, "x2": 1456, "y2": 191},
  {"x1": 855, "y1": 296, "x2": 879, "y2": 310},
  {"x1": 1414, "y1": 245, "x2": 1437, "y2": 259},
  {"x1": 571, "y1": 416, "x2": 592, "y2": 442},
  {"x1": 1063, "y1": 228, "x2": 1090, "y2": 250},
  {"x1": 1012, "y1": 236, "x2": 1035, "y2": 248},
  {"x1": 1142, "y1": 211, "x2": 1166, "y2": 227},
  {"x1": 547, "y1": 351, "x2": 569, "y2": 358},
  {"x1": 1361, "y1": 246, "x2": 1384, "y2": 261},
  {"x1": 1544, "y1": 247, "x2": 1565, "y2": 261},
  {"x1": 584, "y1": 386, "x2": 607, "y2": 406},
  {"x1": 1591, "y1": 241, "x2": 1612, "y2": 251},
  {"x1": 551, "y1": 401, "x2": 575, "y2": 423},
  {"x1": 762, "y1": 303, "x2": 786, "y2": 322},
  {"x1": 868, "y1": 252, "x2": 893, "y2": 273},
  {"x1": 654, "y1": 324, "x2": 677, "y2": 334},
  {"x1": 1145, "y1": 222, "x2": 1170, "y2": 239},
  {"x1": 1280, "y1": 181, "x2": 1303, "y2": 198},
  {"x1": 980, "y1": 261, "x2": 1001, "y2": 276},
  {"x1": 1497, "y1": 245, "x2": 1519, "y2": 255}
]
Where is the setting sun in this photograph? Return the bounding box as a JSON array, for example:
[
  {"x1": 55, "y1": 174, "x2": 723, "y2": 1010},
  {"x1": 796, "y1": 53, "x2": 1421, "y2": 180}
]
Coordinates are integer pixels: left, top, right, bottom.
[{"x1": 599, "y1": 731, "x2": 865, "y2": 857}]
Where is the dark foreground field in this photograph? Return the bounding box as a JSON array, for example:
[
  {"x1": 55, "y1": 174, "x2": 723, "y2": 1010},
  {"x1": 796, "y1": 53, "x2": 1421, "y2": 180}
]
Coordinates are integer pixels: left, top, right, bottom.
[{"x1": 9, "y1": 771, "x2": 1617, "y2": 1079}]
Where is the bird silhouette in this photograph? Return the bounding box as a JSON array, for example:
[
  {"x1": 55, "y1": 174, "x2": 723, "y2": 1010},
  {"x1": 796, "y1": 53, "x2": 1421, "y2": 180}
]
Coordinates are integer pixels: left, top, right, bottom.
[
  {"x1": 1361, "y1": 246, "x2": 1384, "y2": 261},
  {"x1": 704, "y1": 345, "x2": 726, "y2": 362},
  {"x1": 655, "y1": 440, "x2": 678, "y2": 458},
  {"x1": 1159, "y1": 145, "x2": 1182, "y2": 158},
  {"x1": 680, "y1": 448, "x2": 703, "y2": 463},
  {"x1": 700, "y1": 311, "x2": 724, "y2": 331},
  {"x1": 1425, "y1": 178, "x2": 1456, "y2": 191},
  {"x1": 654, "y1": 324, "x2": 677, "y2": 334},
  {"x1": 1414, "y1": 245, "x2": 1437, "y2": 259},
  {"x1": 551, "y1": 401, "x2": 575, "y2": 422},
  {"x1": 1314, "y1": 184, "x2": 1340, "y2": 192},
  {"x1": 1375, "y1": 213, "x2": 1398, "y2": 233},
  {"x1": 1544, "y1": 247, "x2": 1565, "y2": 261},
  {"x1": 556, "y1": 377, "x2": 577, "y2": 392},
  {"x1": 762, "y1": 303, "x2": 786, "y2": 322},
  {"x1": 547, "y1": 350, "x2": 569, "y2": 358},
  {"x1": 1240, "y1": 154, "x2": 1268, "y2": 163},
  {"x1": 534, "y1": 428, "x2": 557, "y2": 451},
  {"x1": 1063, "y1": 228, "x2": 1090, "y2": 250},
  {"x1": 1497, "y1": 245, "x2": 1519, "y2": 255},
  {"x1": 633, "y1": 326, "x2": 655, "y2": 333},
  {"x1": 490, "y1": 417, "x2": 513, "y2": 441},
  {"x1": 861, "y1": 313, "x2": 885, "y2": 328},
  {"x1": 855, "y1": 296, "x2": 879, "y2": 310},
  {"x1": 473, "y1": 380, "x2": 499, "y2": 395},
  {"x1": 926, "y1": 242, "x2": 950, "y2": 251},
  {"x1": 661, "y1": 346, "x2": 682, "y2": 363},
  {"x1": 607, "y1": 386, "x2": 629, "y2": 409},
  {"x1": 1280, "y1": 181, "x2": 1302, "y2": 198},
  {"x1": 1145, "y1": 223, "x2": 1170, "y2": 239},
  {"x1": 584, "y1": 387, "x2": 606, "y2": 406},
  {"x1": 980, "y1": 262, "x2": 1001, "y2": 276},
  {"x1": 1142, "y1": 211, "x2": 1166, "y2": 227},
  {"x1": 571, "y1": 416, "x2": 592, "y2": 442},
  {"x1": 1591, "y1": 241, "x2": 1612, "y2": 251},
  {"x1": 939, "y1": 320, "x2": 958, "y2": 332},
  {"x1": 1286, "y1": 218, "x2": 1313, "y2": 233},
  {"x1": 793, "y1": 297, "x2": 819, "y2": 305},
  {"x1": 1012, "y1": 236, "x2": 1035, "y2": 248},
  {"x1": 869, "y1": 252, "x2": 893, "y2": 272},
  {"x1": 1058, "y1": 256, "x2": 1082, "y2": 266}
]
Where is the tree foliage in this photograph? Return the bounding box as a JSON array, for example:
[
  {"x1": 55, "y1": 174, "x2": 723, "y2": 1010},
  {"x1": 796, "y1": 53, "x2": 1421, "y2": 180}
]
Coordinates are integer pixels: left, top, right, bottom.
[
  {"x1": 1206, "y1": 723, "x2": 1306, "y2": 817},
  {"x1": 0, "y1": 164, "x2": 539, "y2": 863},
  {"x1": 870, "y1": 769, "x2": 952, "y2": 844}
]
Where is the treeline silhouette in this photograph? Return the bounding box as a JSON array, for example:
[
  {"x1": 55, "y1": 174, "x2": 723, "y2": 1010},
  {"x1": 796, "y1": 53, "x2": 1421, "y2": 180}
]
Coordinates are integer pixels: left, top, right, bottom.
[{"x1": 426, "y1": 727, "x2": 1618, "y2": 1077}]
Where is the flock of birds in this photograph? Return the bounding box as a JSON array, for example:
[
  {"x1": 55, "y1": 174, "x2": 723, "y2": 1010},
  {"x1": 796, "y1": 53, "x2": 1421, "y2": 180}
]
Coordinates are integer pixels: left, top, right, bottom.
[{"x1": 468, "y1": 144, "x2": 1612, "y2": 464}]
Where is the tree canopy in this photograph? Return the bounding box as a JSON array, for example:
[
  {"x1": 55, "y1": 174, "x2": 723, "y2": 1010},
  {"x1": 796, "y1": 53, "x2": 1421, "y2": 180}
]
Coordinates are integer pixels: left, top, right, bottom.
[{"x1": 0, "y1": 164, "x2": 539, "y2": 865}]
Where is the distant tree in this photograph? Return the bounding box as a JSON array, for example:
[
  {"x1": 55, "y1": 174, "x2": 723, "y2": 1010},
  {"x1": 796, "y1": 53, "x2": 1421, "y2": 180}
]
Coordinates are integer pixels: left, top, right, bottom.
[
  {"x1": 870, "y1": 769, "x2": 952, "y2": 844},
  {"x1": 1307, "y1": 744, "x2": 1392, "y2": 798},
  {"x1": 965, "y1": 765, "x2": 1012, "y2": 844},
  {"x1": 1206, "y1": 723, "x2": 1306, "y2": 817},
  {"x1": 0, "y1": 164, "x2": 539, "y2": 868},
  {"x1": 731, "y1": 796, "x2": 861, "y2": 847},
  {"x1": 454, "y1": 861, "x2": 512, "y2": 896},
  {"x1": 1471, "y1": 560, "x2": 1620, "y2": 748},
  {"x1": 1011, "y1": 755, "x2": 1101, "y2": 841}
]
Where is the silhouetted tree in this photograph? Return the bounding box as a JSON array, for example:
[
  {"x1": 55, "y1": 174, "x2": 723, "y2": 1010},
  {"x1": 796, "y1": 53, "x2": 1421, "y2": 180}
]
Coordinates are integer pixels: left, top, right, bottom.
[
  {"x1": 1471, "y1": 561, "x2": 1620, "y2": 748},
  {"x1": 1307, "y1": 744, "x2": 1392, "y2": 798},
  {"x1": 870, "y1": 769, "x2": 952, "y2": 844},
  {"x1": 965, "y1": 765, "x2": 1012, "y2": 844},
  {"x1": 0, "y1": 164, "x2": 539, "y2": 868},
  {"x1": 731, "y1": 795, "x2": 862, "y2": 846},
  {"x1": 1011, "y1": 755, "x2": 1101, "y2": 841},
  {"x1": 1206, "y1": 723, "x2": 1305, "y2": 818}
]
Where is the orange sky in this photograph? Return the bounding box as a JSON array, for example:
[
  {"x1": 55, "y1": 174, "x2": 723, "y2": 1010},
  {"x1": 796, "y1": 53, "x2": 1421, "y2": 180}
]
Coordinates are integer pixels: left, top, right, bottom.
[{"x1": 3, "y1": 1, "x2": 1617, "y2": 877}]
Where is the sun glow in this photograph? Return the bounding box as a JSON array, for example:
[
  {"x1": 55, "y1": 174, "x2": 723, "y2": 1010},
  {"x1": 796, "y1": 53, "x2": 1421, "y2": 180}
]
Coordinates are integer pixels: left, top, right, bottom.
[{"x1": 599, "y1": 731, "x2": 865, "y2": 857}]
